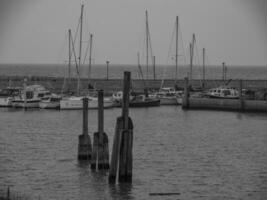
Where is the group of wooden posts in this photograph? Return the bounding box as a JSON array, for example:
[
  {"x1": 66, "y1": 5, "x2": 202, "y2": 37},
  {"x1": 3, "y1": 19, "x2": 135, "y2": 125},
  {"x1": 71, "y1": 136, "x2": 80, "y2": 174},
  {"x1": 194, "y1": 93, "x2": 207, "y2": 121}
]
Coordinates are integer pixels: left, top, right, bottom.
[{"x1": 77, "y1": 71, "x2": 133, "y2": 183}]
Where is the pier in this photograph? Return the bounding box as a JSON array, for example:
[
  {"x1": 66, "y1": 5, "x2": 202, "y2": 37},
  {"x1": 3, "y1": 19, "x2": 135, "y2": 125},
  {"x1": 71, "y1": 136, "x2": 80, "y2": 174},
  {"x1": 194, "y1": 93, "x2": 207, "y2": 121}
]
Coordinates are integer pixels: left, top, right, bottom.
[{"x1": 183, "y1": 78, "x2": 267, "y2": 112}]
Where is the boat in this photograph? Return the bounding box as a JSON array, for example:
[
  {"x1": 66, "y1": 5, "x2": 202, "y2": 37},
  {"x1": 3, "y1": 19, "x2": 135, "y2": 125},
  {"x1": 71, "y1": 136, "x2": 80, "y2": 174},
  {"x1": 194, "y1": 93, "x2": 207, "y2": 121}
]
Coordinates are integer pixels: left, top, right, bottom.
[
  {"x1": 129, "y1": 95, "x2": 160, "y2": 107},
  {"x1": 113, "y1": 91, "x2": 160, "y2": 107},
  {"x1": 153, "y1": 17, "x2": 183, "y2": 105},
  {"x1": 0, "y1": 87, "x2": 21, "y2": 107},
  {"x1": 11, "y1": 84, "x2": 52, "y2": 108},
  {"x1": 206, "y1": 86, "x2": 239, "y2": 99},
  {"x1": 59, "y1": 5, "x2": 115, "y2": 110},
  {"x1": 39, "y1": 94, "x2": 62, "y2": 109},
  {"x1": 60, "y1": 95, "x2": 115, "y2": 110},
  {"x1": 151, "y1": 87, "x2": 182, "y2": 105}
]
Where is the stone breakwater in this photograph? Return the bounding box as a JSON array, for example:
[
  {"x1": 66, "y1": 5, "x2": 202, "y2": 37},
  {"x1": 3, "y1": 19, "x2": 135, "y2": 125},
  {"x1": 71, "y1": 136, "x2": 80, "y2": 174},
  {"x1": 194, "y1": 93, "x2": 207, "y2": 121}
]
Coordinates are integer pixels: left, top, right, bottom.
[{"x1": 1, "y1": 76, "x2": 267, "y2": 94}]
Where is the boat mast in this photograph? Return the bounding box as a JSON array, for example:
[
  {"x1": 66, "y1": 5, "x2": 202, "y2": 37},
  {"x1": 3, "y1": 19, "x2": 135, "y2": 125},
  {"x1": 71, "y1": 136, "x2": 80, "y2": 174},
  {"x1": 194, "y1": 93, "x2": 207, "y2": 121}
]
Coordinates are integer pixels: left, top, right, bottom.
[
  {"x1": 189, "y1": 33, "x2": 195, "y2": 83},
  {"x1": 145, "y1": 10, "x2": 149, "y2": 80},
  {"x1": 153, "y1": 56, "x2": 156, "y2": 80},
  {"x1": 88, "y1": 33, "x2": 93, "y2": 86},
  {"x1": 202, "y1": 48, "x2": 205, "y2": 88},
  {"x1": 77, "y1": 4, "x2": 84, "y2": 96},
  {"x1": 175, "y1": 16, "x2": 179, "y2": 83},
  {"x1": 68, "y1": 29, "x2": 71, "y2": 93},
  {"x1": 137, "y1": 52, "x2": 146, "y2": 88}
]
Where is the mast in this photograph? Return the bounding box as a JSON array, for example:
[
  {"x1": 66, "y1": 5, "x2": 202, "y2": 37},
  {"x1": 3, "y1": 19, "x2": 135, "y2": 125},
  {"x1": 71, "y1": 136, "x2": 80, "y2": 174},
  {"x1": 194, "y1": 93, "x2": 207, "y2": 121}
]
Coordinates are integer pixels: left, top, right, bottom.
[
  {"x1": 77, "y1": 4, "x2": 84, "y2": 96},
  {"x1": 68, "y1": 29, "x2": 71, "y2": 92},
  {"x1": 153, "y1": 56, "x2": 156, "y2": 80},
  {"x1": 175, "y1": 16, "x2": 179, "y2": 82},
  {"x1": 189, "y1": 33, "x2": 195, "y2": 83},
  {"x1": 145, "y1": 10, "x2": 149, "y2": 80},
  {"x1": 88, "y1": 33, "x2": 93, "y2": 85},
  {"x1": 189, "y1": 43, "x2": 192, "y2": 82},
  {"x1": 202, "y1": 48, "x2": 205, "y2": 88},
  {"x1": 222, "y1": 62, "x2": 225, "y2": 81}
]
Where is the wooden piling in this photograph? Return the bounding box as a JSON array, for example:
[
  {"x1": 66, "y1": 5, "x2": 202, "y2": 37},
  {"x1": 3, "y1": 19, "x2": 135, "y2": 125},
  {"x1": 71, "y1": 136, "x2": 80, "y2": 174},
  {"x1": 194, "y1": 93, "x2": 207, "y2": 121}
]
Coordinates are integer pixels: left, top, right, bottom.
[
  {"x1": 239, "y1": 79, "x2": 244, "y2": 111},
  {"x1": 23, "y1": 78, "x2": 27, "y2": 110},
  {"x1": 78, "y1": 98, "x2": 92, "y2": 161},
  {"x1": 91, "y1": 90, "x2": 109, "y2": 170},
  {"x1": 182, "y1": 77, "x2": 189, "y2": 109},
  {"x1": 109, "y1": 71, "x2": 133, "y2": 183},
  {"x1": 7, "y1": 187, "x2": 10, "y2": 200}
]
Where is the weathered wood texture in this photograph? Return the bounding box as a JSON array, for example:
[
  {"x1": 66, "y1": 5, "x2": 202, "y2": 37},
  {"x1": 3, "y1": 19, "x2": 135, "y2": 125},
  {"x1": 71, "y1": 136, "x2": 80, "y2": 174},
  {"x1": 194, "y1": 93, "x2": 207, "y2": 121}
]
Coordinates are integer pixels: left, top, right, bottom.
[{"x1": 78, "y1": 98, "x2": 92, "y2": 160}]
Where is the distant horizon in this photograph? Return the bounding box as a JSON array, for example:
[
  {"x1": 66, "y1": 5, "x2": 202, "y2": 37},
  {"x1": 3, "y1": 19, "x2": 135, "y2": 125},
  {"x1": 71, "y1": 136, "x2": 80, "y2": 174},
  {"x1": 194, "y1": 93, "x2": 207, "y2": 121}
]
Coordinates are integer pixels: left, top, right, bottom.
[{"x1": 0, "y1": 62, "x2": 266, "y2": 67}]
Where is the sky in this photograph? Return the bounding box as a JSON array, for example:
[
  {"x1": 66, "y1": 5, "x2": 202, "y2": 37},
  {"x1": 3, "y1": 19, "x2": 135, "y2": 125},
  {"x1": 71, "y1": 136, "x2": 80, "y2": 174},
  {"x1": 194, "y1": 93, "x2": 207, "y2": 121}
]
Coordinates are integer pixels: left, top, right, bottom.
[{"x1": 0, "y1": 0, "x2": 266, "y2": 66}]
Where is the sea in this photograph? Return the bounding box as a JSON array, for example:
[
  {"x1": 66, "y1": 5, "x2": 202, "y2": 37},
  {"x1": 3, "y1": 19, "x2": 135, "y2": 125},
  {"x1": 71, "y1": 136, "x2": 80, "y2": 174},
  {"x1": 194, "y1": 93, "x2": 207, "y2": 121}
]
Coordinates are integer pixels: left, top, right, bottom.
[
  {"x1": 0, "y1": 64, "x2": 267, "y2": 200},
  {"x1": 0, "y1": 63, "x2": 267, "y2": 80}
]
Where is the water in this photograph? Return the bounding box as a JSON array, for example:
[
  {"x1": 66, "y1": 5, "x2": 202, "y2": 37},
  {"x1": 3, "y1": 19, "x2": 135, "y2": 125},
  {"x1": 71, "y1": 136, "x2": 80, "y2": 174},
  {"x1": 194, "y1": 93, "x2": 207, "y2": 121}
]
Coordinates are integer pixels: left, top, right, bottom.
[
  {"x1": 0, "y1": 106, "x2": 266, "y2": 199},
  {"x1": 0, "y1": 64, "x2": 267, "y2": 80}
]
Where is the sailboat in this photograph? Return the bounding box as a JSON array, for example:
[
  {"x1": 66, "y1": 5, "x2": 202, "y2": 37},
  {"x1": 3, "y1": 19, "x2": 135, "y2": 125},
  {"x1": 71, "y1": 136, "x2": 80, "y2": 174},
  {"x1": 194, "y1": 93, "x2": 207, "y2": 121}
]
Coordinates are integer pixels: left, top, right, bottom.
[
  {"x1": 59, "y1": 5, "x2": 114, "y2": 110},
  {"x1": 152, "y1": 16, "x2": 183, "y2": 105}
]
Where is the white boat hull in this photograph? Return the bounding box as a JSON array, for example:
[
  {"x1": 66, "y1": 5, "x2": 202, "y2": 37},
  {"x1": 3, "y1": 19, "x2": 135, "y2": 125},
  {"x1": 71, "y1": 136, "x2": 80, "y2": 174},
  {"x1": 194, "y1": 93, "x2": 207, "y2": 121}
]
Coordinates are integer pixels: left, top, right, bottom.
[
  {"x1": 176, "y1": 97, "x2": 182, "y2": 105},
  {"x1": 12, "y1": 99, "x2": 40, "y2": 108},
  {"x1": 39, "y1": 102, "x2": 60, "y2": 109},
  {"x1": 60, "y1": 97, "x2": 115, "y2": 110},
  {"x1": 0, "y1": 97, "x2": 13, "y2": 107}
]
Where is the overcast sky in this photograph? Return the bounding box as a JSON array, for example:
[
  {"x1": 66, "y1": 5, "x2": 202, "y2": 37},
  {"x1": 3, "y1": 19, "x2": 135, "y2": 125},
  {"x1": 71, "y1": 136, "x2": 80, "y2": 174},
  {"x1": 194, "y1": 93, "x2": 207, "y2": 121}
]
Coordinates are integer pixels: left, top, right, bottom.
[{"x1": 0, "y1": 0, "x2": 266, "y2": 65}]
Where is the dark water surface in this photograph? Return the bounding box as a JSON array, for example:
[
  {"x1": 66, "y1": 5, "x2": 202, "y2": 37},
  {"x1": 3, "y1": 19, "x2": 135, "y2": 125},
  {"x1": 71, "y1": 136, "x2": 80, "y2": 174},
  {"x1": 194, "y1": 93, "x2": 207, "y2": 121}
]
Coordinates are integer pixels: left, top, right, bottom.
[
  {"x1": 0, "y1": 107, "x2": 267, "y2": 199},
  {"x1": 1, "y1": 64, "x2": 267, "y2": 80}
]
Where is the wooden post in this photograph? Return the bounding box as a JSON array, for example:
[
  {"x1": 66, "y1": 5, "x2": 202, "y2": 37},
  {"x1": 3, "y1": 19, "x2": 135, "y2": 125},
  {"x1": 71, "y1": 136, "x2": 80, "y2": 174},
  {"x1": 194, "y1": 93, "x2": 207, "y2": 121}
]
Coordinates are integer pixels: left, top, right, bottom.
[
  {"x1": 106, "y1": 61, "x2": 109, "y2": 80},
  {"x1": 182, "y1": 77, "x2": 189, "y2": 109},
  {"x1": 78, "y1": 98, "x2": 92, "y2": 160},
  {"x1": 7, "y1": 187, "x2": 10, "y2": 200},
  {"x1": 91, "y1": 90, "x2": 109, "y2": 170},
  {"x1": 23, "y1": 78, "x2": 27, "y2": 110},
  {"x1": 239, "y1": 79, "x2": 244, "y2": 111},
  {"x1": 109, "y1": 71, "x2": 133, "y2": 183}
]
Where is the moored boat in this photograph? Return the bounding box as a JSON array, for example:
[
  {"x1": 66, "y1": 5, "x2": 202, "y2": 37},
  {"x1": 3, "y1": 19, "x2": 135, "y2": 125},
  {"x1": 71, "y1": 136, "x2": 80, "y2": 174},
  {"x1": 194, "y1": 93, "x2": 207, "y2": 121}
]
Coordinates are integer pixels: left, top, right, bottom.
[
  {"x1": 151, "y1": 87, "x2": 182, "y2": 105},
  {"x1": 11, "y1": 84, "x2": 52, "y2": 108},
  {"x1": 129, "y1": 95, "x2": 160, "y2": 107},
  {"x1": 0, "y1": 87, "x2": 21, "y2": 107},
  {"x1": 39, "y1": 95, "x2": 62, "y2": 109},
  {"x1": 206, "y1": 86, "x2": 239, "y2": 99},
  {"x1": 60, "y1": 95, "x2": 114, "y2": 110}
]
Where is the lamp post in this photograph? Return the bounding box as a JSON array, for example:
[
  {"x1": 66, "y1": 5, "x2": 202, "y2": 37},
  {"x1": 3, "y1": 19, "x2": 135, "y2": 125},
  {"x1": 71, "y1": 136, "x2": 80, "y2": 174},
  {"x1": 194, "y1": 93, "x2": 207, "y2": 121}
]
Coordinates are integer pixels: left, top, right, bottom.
[{"x1": 106, "y1": 61, "x2": 110, "y2": 80}]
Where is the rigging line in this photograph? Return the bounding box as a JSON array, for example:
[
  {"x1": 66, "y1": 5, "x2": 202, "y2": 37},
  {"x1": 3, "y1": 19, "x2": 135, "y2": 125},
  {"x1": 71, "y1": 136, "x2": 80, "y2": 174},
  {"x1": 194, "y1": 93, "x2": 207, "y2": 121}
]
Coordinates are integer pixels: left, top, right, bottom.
[
  {"x1": 73, "y1": 16, "x2": 81, "y2": 49},
  {"x1": 83, "y1": 39, "x2": 90, "y2": 64},
  {"x1": 70, "y1": 32, "x2": 80, "y2": 77},
  {"x1": 160, "y1": 22, "x2": 176, "y2": 88},
  {"x1": 147, "y1": 24, "x2": 154, "y2": 63},
  {"x1": 194, "y1": 42, "x2": 202, "y2": 80},
  {"x1": 55, "y1": 31, "x2": 69, "y2": 64},
  {"x1": 178, "y1": 22, "x2": 187, "y2": 64}
]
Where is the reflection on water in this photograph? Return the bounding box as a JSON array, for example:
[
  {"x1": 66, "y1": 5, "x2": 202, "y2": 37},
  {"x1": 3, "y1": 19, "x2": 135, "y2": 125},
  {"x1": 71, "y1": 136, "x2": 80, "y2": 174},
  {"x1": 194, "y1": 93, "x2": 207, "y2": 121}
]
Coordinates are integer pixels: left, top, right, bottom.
[{"x1": 0, "y1": 107, "x2": 267, "y2": 199}]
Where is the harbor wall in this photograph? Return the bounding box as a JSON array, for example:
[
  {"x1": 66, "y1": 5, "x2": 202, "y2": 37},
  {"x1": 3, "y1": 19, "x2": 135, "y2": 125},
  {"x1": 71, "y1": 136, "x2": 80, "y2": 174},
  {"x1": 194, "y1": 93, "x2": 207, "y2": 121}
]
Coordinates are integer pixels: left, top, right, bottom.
[
  {"x1": 187, "y1": 98, "x2": 267, "y2": 112},
  {"x1": 1, "y1": 76, "x2": 267, "y2": 94}
]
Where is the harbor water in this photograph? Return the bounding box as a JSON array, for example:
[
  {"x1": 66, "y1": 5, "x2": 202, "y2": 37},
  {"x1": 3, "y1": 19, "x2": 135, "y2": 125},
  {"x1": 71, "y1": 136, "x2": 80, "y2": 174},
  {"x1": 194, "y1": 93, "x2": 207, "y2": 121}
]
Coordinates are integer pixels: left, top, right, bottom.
[{"x1": 0, "y1": 106, "x2": 266, "y2": 199}]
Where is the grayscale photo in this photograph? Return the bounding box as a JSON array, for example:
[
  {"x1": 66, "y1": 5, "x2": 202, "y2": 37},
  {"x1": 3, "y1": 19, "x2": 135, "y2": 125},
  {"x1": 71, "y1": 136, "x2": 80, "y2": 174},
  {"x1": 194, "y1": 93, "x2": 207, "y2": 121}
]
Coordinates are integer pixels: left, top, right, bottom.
[{"x1": 0, "y1": 0, "x2": 266, "y2": 199}]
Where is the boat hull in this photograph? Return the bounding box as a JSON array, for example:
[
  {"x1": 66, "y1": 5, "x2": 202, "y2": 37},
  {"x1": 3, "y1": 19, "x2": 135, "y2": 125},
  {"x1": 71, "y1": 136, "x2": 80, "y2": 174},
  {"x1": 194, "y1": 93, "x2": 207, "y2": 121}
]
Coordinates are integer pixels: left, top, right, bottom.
[
  {"x1": 11, "y1": 100, "x2": 40, "y2": 108},
  {"x1": 60, "y1": 97, "x2": 115, "y2": 110},
  {"x1": 39, "y1": 102, "x2": 60, "y2": 109},
  {"x1": 0, "y1": 97, "x2": 13, "y2": 107},
  {"x1": 158, "y1": 97, "x2": 178, "y2": 105},
  {"x1": 128, "y1": 99, "x2": 160, "y2": 107}
]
